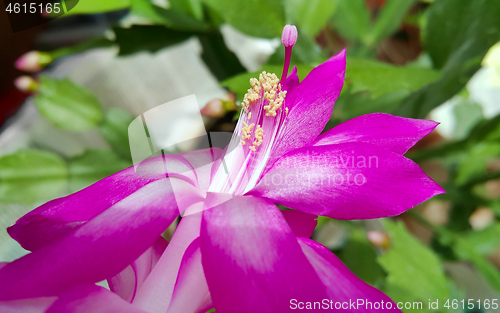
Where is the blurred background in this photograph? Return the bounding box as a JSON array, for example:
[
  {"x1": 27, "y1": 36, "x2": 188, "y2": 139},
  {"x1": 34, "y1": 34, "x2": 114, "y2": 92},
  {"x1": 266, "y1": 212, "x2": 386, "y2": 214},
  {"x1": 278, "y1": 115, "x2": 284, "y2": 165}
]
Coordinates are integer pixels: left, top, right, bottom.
[{"x1": 1, "y1": 0, "x2": 500, "y2": 311}]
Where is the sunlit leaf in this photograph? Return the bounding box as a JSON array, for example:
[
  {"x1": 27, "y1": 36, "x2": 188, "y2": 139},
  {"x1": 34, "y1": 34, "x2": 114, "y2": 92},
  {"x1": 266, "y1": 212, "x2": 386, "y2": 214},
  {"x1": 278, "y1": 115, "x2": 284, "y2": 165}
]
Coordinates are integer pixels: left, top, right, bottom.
[
  {"x1": 379, "y1": 220, "x2": 449, "y2": 311},
  {"x1": 366, "y1": 0, "x2": 414, "y2": 46},
  {"x1": 34, "y1": 76, "x2": 103, "y2": 132},
  {"x1": 0, "y1": 150, "x2": 67, "y2": 203},
  {"x1": 69, "y1": 149, "x2": 131, "y2": 192},
  {"x1": 454, "y1": 224, "x2": 500, "y2": 293},
  {"x1": 338, "y1": 229, "x2": 386, "y2": 286},
  {"x1": 332, "y1": 0, "x2": 370, "y2": 43},
  {"x1": 202, "y1": 0, "x2": 285, "y2": 38},
  {"x1": 98, "y1": 108, "x2": 134, "y2": 160},
  {"x1": 346, "y1": 58, "x2": 441, "y2": 98},
  {"x1": 286, "y1": 0, "x2": 338, "y2": 38},
  {"x1": 130, "y1": 0, "x2": 210, "y2": 32},
  {"x1": 65, "y1": 0, "x2": 130, "y2": 15}
]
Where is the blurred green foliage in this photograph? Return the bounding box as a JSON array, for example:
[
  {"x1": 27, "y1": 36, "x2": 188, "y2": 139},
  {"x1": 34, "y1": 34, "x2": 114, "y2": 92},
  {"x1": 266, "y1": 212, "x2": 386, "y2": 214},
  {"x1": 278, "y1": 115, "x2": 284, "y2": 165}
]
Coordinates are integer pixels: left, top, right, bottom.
[{"x1": 3, "y1": 0, "x2": 500, "y2": 310}]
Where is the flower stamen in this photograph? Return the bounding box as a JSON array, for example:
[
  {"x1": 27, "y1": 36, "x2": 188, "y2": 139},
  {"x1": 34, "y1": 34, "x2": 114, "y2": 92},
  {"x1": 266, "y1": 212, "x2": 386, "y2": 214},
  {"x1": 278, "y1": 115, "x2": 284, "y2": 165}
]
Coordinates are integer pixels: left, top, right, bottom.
[
  {"x1": 249, "y1": 125, "x2": 264, "y2": 152},
  {"x1": 240, "y1": 121, "x2": 255, "y2": 145}
]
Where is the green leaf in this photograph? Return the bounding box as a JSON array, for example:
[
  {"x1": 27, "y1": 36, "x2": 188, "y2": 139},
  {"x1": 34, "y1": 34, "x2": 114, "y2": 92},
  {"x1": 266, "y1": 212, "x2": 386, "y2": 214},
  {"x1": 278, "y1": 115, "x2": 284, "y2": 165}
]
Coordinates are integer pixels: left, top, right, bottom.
[
  {"x1": 331, "y1": 89, "x2": 408, "y2": 123},
  {"x1": 221, "y1": 64, "x2": 314, "y2": 100},
  {"x1": 130, "y1": 0, "x2": 210, "y2": 32},
  {"x1": 69, "y1": 149, "x2": 132, "y2": 192},
  {"x1": 98, "y1": 108, "x2": 134, "y2": 160},
  {"x1": 332, "y1": 0, "x2": 370, "y2": 43},
  {"x1": 169, "y1": 0, "x2": 204, "y2": 21},
  {"x1": 113, "y1": 25, "x2": 193, "y2": 55},
  {"x1": 379, "y1": 220, "x2": 449, "y2": 311},
  {"x1": 34, "y1": 76, "x2": 103, "y2": 132},
  {"x1": 338, "y1": 230, "x2": 385, "y2": 286},
  {"x1": 0, "y1": 150, "x2": 67, "y2": 203},
  {"x1": 456, "y1": 224, "x2": 500, "y2": 256},
  {"x1": 50, "y1": 37, "x2": 115, "y2": 60},
  {"x1": 65, "y1": 0, "x2": 130, "y2": 15},
  {"x1": 346, "y1": 58, "x2": 442, "y2": 98},
  {"x1": 201, "y1": 0, "x2": 285, "y2": 38},
  {"x1": 366, "y1": 0, "x2": 414, "y2": 46},
  {"x1": 426, "y1": 0, "x2": 500, "y2": 70},
  {"x1": 198, "y1": 31, "x2": 247, "y2": 81},
  {"x1": 395, "y1": 0, "x2": 500, "y2": 118},
  {"x1": 286, "y1": 0, "x2": 338, "y2": 37},
  {"x1": 453, "y1": 224, "x2": 500, "y2": 293},
  {"x1": 455, "y1": 142, "x2": 500, "y2": 186}
]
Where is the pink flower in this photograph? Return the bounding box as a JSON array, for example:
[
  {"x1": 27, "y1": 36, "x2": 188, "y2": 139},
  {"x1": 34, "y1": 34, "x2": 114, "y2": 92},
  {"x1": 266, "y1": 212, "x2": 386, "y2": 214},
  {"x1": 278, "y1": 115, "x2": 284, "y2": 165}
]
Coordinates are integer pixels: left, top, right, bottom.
[
  {"x1": 14, "y1": 51, "x2": 53, "y2": 72},
  {"x1": 0, "y1": 25, "x2": 444, "y2": 312}
]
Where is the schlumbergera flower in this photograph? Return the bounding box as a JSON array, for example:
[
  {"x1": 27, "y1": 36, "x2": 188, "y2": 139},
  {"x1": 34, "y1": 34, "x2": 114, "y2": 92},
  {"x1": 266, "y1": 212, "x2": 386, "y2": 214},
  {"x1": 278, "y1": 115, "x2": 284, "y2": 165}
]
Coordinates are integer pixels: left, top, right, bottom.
[{"x1": 0, "y1": 25, "x2": 444, "y2": 312}]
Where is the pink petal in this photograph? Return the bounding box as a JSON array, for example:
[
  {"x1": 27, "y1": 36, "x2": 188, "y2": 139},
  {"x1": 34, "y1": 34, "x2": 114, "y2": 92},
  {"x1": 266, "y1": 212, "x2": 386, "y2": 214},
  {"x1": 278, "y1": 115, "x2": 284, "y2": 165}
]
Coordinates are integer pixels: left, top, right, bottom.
[
  {"x1": 0, "y1": 297, "x2": 56, "y2": 313},
  {"x1": 8, "y1": 154, "x2": 199, "y2": 252},
  {"x1": 314, "y1": 113, "x2": 438, "y2": 154},
  {"x1": 281, "y1": 210, "x2": 317, "y2": 238},
  {"x1": 166, "y1": 238, "x2": 209, "y2": 313},
  {"x1": 0, "y1": 178, "x2": 199, "y2": 300},
  {"x1": 133, "y1": 212, "x2": 203, "y2": 313},
  {"x1": 200, "y1": 196, "x2": 328, "y2": 313},
  {"x1": 45, "y1": 284, "x2": 148, "y2": 313},
  {"x1": 269, "y1": 50, "x2": 346, "y2": 165},
  {"x1": 298, "y1": 238, "x2": 401, "y2": 312},
  {"x1": 250, "y1": 142, "x2": 445, "y2": 220},
  {"x1": 283, "y1": 66, "x2": 300, "y2": 96},
  {"x1": 179, "y1": 147, "x2": 224, "y2": 192},
  {"x1": 108, "y1": 236, "x2": 168, "y2": 302}
]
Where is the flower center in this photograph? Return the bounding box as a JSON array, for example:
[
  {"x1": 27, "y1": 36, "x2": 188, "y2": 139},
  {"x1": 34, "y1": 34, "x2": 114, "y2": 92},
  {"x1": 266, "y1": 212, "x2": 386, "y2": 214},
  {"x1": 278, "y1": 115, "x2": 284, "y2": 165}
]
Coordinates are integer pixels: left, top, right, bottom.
[{"x1": 207, "y1": 25, "x2": 298, "y2": 195}]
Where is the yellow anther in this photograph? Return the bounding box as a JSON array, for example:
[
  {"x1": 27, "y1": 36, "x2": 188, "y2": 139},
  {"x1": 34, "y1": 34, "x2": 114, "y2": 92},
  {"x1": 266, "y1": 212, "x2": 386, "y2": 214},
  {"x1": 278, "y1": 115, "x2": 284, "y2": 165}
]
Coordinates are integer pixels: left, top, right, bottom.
[
  {"x1": 247, "y1": 112, "x2": 252, "y2": 120},
  {"x1": 240, "y1": 121, "x2": 255, "y2": 145},
  {"x1": 242, "y1": 71, "x2": 285, "y2": 116},
  {"x1": 249, "y1": 125, "x2": 264, "y2": 152}
]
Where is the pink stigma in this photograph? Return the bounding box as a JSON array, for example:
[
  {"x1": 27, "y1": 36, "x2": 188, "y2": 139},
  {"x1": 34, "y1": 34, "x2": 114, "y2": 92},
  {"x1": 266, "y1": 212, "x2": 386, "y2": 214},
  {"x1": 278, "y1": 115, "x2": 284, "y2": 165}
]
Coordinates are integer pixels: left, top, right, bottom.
[
  {"x1": 281, "y1": 25, "x2": 298, "y2": 47},
  {"x1": 281, "y1": 25, "x2": 297, "y2": 83}
]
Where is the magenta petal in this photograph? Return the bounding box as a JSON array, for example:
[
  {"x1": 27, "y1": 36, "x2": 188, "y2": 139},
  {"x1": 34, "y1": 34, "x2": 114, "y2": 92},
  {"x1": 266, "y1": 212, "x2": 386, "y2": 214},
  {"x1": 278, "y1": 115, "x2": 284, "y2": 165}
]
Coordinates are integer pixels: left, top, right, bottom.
[
  {"x1": 269, "y1": 50, "x2": 346, "y2": 164},
  {"x1": 200, "y1": 196, "x2": 328, "y2": 313},
  {"x1": 8, "y1": 154, "x2": 198, "y2": 252},
  {"x1": 45, "y1": 285, "x2": 148, "y2": 313},
  {"x1": 0, "y1": 297, "x2": 56, "y2": 313},
  {"x1": 108, "y1": 236, "x2": 168, "y2": 302},
  {"x1": 133, "y1": 212, "x2": 202, "y2": 312},
  {"x1": 281, "y1": 210, "x2": 317, "y2": 238},
  {"x1": 250, "y1": 143, "x2": 445, "y2": 220},
  {"x1": 283, "y1": 66, "x2": 300, "y2": 95},
  {"x1": 0, "y1": 178, "x2": 198, "y2": 300},
  {"x1": 314, "y1": 113, "x2": 438, "y2": 154},
  {"x1": 166, "y1": 238, "x2": 209, "y2": 313},
  {"x1": 298, "y1": 238, "x2": 401, "y2": 312}
]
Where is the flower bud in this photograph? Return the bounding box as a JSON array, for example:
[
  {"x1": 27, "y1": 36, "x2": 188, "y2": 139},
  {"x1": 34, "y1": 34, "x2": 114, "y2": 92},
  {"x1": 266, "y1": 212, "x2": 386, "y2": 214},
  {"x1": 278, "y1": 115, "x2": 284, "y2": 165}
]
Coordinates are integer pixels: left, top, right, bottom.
[
  {"x1": 367, "y1": 231, "x2": 391, "y2": 249},
  {"x1": 281, "y1": 25, "x2": 298, "y2": 48},
  {"x1": 15, "y1": 51, "x2": 53, "y2": 72},
  {"x1": 469, "y1": 208, "x2": 495, "y2": 230},
  {"x1": 14, "y1": 76, "x2": 39, "y2": 93},
  {"x1": 201, "y1": 97, "x2": 237, "y2": 118}
]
